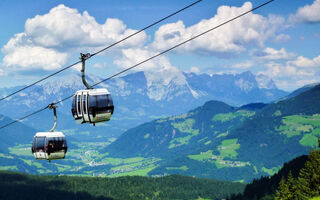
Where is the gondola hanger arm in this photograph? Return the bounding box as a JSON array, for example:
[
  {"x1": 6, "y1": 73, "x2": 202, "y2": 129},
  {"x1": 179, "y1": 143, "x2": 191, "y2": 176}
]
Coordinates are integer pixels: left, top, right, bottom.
[
  {"x1": 48, "y1": 103, "x2": 58, "y2": 132},
  {"x1": 80, "y1": 53, "x2": 93, "y2": 90}
]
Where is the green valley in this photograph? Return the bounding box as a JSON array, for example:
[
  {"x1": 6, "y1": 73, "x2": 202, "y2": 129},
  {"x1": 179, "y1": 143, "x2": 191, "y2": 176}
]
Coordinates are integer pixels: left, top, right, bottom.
[{"x1": 2, "y1": 141, "x2": 161, "y2": 177}]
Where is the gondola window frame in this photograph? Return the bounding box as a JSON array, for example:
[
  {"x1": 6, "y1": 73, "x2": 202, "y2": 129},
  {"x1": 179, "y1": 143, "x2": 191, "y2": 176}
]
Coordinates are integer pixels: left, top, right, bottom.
[
  {"x1": 83, "y1": 94, "x2": 87, "y2": 115},
  {"x1": 77, "y1": 94, "x2": 82, "y2": 117}
]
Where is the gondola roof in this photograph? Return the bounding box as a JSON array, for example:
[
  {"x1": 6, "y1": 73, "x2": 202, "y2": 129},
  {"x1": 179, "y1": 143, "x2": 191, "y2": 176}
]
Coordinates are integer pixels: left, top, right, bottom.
[
  {"x1": 34, "y1": 132, "x2": 64, "y2": 137},
  {"x1": 75, "y1": 88, "x2": 110, "y2": 95}
]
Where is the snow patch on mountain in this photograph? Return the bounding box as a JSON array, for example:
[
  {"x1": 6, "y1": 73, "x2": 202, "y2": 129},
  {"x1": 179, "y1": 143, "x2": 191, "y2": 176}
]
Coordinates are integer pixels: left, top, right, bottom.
[
  {"x1": 256, "y1": 74, "x2": 277, "y2": 89},
  {"x1": 42, "y1": 74, "x2": 83, "y2": 95},
  {"x1": 235, "y1": 78, "x2": 256, "y2": 92},
  {"x1": 189, "y1": 87, "x2": 200, "y2": 99},
  {"x1": 144, "y1": 68, "x2": 190, "y2": 101}
]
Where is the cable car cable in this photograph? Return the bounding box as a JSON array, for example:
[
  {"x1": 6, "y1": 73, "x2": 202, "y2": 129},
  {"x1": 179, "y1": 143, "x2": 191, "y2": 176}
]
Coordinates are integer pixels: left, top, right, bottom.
[
  {"x1": 0, "y1": 106, "x2": 49, "y2": 130},
  {"x1": 92, "y1": 0, "x2": 275, "y2": 87},
  {"x1": 90, "y1": 0, "x2": 202, "y2": 57},
  {"x1": 0, "y1": 0, "x2": 202, "y2": 103},
  {"x1": 0, "y1": 0, "x2": 274, "y2": 131}
]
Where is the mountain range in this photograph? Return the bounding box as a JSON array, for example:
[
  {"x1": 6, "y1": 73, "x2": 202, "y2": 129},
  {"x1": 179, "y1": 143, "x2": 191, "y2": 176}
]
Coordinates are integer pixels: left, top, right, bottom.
[{"x1": 0, "y1": 70, "x2": 287, "y2": 139}]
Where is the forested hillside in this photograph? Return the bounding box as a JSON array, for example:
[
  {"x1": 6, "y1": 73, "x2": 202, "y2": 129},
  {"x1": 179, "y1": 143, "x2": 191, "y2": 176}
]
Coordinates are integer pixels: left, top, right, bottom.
[
  {"x1": 104, "y1": 84, "x2": 320, "y2": 181},
  {"x1": 228, "y1": 155, "x2": 309, "y2": 200},
  {"x1": 229, "y1": 140, "x2": 320, "y2": 200},
  {"x1": 0, "y1": 171, "x2": 244, "y2": 200}
]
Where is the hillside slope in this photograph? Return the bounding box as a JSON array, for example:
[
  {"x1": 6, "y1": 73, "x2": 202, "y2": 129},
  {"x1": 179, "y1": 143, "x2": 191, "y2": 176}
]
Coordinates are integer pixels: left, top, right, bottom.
[
  {"x1": 228, "y1": 154, "x2": 309, "y2": 200},
  {"x1": 106, "y1": 100, "x2": 241, "y2": 158},
  {"x1": 105, "y1": 85, "x2": 320, "y2": 181},
  {"x1": 0, "y1": 115, "x2": 36, "y2": 152}
]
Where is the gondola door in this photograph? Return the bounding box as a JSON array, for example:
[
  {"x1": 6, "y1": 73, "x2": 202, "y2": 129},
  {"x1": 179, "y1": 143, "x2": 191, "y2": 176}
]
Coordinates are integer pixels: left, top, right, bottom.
[
  {"x1": 76, "y1": 92, "x2": 83, "y2": 122},
  {"x1": 82, "y1": 91, "x2": 89, "y2": 122}
]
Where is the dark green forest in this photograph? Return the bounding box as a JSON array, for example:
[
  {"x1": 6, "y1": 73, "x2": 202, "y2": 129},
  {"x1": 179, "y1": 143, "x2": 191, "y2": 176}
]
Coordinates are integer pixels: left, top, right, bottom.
[
  {"x1": 227, "y1": 155, "x2": 309, "y2": 200},
  {"x1": 0, "y1": 171, "x2": 244, "y2": 200},
  {"x1": 228, "y1": 140, "x2": 320, "y2": 200},
  {"x1": 275, "y1": 148, "x2": 320, "y2": 200}
]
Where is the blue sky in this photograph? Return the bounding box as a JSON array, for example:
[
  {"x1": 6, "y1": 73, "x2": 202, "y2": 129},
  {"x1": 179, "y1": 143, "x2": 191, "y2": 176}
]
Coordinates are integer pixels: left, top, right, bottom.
[{"x1": 0, "y1": 0, "x2": 319, "y2": 91}]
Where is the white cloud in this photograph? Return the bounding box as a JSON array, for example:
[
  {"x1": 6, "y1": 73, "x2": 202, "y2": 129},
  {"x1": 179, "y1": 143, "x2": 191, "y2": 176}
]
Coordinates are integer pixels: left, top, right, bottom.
[
  {"x1": 289, "y1": 0, "x2": 320, "y2": 24},
  {"x1": 288, "y1": 55, "x2": 320, "y2": 67},
  {"x1": 276, "y1": 78, "x2": 319, "y2": 92},
  {"x1": 296, "y1": 79, "x2": 319, "y2": 87},
  {"x1": 23, "y1": 5, "x2": 146, "y2": 49},
  {"x1": 261, "y1": 62, "x2": 282, "y2": 77},
  {"x1": 93, "y1": 62, "x2": 108, "y2": 69},
  {"x1": 114, "y1": 47, "x2": 193, "y2": 101},
  {"x1": 231, "y1": 60, "x2": 254, "y2": 69},
  {"x1": 189, "y1": 66, "x2": 200, "y2": 73},
  {"x1": 251, "y1": 47, "x2": 296, "y2": 60},
  {"x1": 263, "y1": 62, "x2": 314, "y2": 78},
  {"x1": 150, "y1": 2, "x2": 284, "y2": 56},
  {"x1": 259, "y1": 61, "x2": 318, "y2": 91},
  {"x1": 3, "y1": 46, "x2": 68, "y2": 70},
  {"x1": 273, "y1": 34, "x2": 291, "y2": 43},
  {"x1": 2, "y1": 4, "x2": 146, "y2": 72},
  {"x1": 71, "y1": 62, "x2": 82, "y2": 72},
  {"x1": 114, "y1": 48, "x2": 187, "y2": 87}
]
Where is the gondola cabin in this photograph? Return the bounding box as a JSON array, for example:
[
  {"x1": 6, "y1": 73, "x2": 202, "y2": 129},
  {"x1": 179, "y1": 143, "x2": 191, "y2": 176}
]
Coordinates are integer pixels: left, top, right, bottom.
[
  {"x1": 72, "y1": 88, "x2": 114, "y2": 124},
  {"x1": 32, "y1": 132, "x2": 67, "y2": 161}
]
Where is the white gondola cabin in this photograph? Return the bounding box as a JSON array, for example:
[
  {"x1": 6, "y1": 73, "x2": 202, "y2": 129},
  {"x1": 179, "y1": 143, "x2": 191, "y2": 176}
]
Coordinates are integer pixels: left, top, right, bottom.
[
  {"x1": 31, "y1": 132, "x2": 67, "y2": 161},
  {"x1": 31, "y1": 104, "x2": 67, "y2": 162},
  {"x1": 72, "y1": 88, "x2": 114, "y2": 124}
]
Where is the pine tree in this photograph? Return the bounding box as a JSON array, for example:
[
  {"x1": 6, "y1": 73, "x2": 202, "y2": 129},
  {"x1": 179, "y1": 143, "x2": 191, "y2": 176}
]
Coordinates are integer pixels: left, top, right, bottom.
[
  {"x1": 286, "y1": 172, "x2": 298, "y2": 200},
  {"x1": 276, "y1": 177, "x2": 290, "y2": 200},
  {"x1": 296, "y1": 148, "x2": 320, "y2": 199}
]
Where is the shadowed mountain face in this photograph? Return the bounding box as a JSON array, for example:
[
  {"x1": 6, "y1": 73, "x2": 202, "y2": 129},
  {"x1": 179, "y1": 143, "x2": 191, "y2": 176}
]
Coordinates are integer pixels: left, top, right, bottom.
[
  {"x1": 0, "y1": 71, "x2": 287, "y2": 138},
  {"x1": 104, "y1": 84, "x2": 320, "y2": 181},
  {"x1": 0, "y1": 115, "x2": 36, "y2": 152}
]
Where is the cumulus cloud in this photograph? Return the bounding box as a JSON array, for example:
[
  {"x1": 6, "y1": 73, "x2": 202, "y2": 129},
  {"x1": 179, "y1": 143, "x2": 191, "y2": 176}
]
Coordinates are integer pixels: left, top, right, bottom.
[
  {"x1": 114, "y1": 48, "x2": 187, "y2": 87},
  {"x1": 251, "y1": 47, "x2": 296, "y2": 60},
  {"x1": 150, "y1": 2, "x2": 284, "y2": 56},
  {"x1": 93, "y1": 62, "x2": 108, "y2": 69},
  {"x1": 23, "y1": 5, "x2": 146, "y2": 49},
  {"x1": 287, "y1": 55, "x2": 320, "y2": 68},
  {"x1": 289, "y1": 0, "x2": 320, "y2": 24},
  {"x1": 273, "y1": 34, "x2": 291, "y2": 43},
  {"x1": 2, "y1": 4, "x2": 146, "y2": 72},
  {"x1": 296, "y1": 79, "x2": 319, "y2": 87},
  {"x1": 231, "y1": 60, "x2": 254, "y2": 69},
  {"x1": 189, "y1": 66, "x2": 200, "y2": 73},
  {"x1": 264, "y1": 61, "x2": 315, "y2": 78},
  {"x1": 259, "y1": 60, "x2": 318, "y2": 91},
  {"x1": 3, "y1": 46, "x2": 68, "y2": 71},
  {"x1": 113, "y1": 47, "x2": 194, "y2": 101}
]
